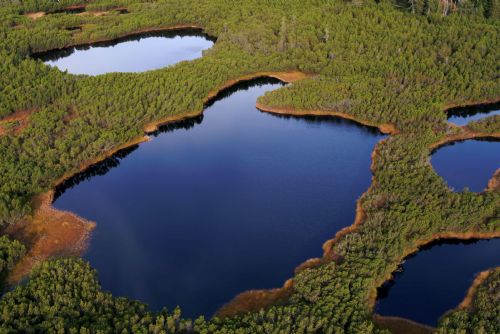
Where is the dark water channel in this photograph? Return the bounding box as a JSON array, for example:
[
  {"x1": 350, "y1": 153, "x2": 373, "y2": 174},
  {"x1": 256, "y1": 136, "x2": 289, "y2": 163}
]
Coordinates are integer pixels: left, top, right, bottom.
[
  {"x1": 36, "y1": 29, "x2": 214, "y2": 75},
  {"x1": 447, "y1": 102, "x2": 500, "y2": 126},
  {"x1": 54, "y1": 78, "x2": 384, "y2": 317}
]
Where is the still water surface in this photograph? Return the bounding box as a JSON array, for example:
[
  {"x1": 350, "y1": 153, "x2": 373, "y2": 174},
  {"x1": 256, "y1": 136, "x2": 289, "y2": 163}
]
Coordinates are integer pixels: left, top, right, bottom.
[
  {"x1": 431, "y1": 139, "x2": 499, "y2": 192},
  {"x1": 377, "y1": 239, "x2": 500, "y2": 326},
  {"x1": 54, "y1": 78, "x2": 384, "y2": 317},
  {"x1": 36, "y1": 29, "x2": 214, "y2": 75},
  {"x1": 447, "y1": 103, "x2": 500, "y2": 126}
]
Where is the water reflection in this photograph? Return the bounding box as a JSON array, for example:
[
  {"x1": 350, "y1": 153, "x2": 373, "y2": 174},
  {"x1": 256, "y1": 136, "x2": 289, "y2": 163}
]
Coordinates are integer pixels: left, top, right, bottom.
[
  {"x1": 54, "y1": 145, "x2": 139, "y2": 201},
  {"x1": 447, "y1": 102, "x2": 500, "y2": 126},
  {"x1": 268, "y1": 113, "x2": 381, "y2": 136},
  {"x1": 152, "y1": 115, "x2": 204, "y2": 137}
]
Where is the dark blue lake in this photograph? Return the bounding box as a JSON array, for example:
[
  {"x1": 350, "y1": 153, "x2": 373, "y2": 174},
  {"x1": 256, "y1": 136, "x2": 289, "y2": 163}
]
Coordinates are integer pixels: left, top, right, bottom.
[
  {"x1": 431, "y1": 139, "x2": 499, "y2": 192},
  {"x1": 447, "y1": 103, "x2": 500, "y2": 126},
  {"x1": 377, "y1": 239, "x2": 500, "y2": 326},
  {"x1": 54, "y1": 78, "x2": 384, "y2": 317},
  {"x1": 37, "y1": 29, "x2": 214, "y2": 75}
]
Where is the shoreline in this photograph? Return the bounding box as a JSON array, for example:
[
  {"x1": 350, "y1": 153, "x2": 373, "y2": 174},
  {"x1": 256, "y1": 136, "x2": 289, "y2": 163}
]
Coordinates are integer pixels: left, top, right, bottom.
[
  {"x1": 47, "y1": 71, "x2": 311, "y2": 190},
  {"x1": 5, "y1": 191, "x2": 96, "y2": 283},
  {"x1": 7, "y1": 71, "x2": 307, "y2": 285},
  {"x1": 2, "y1": 2, "x2": 497, "y2": 331},
  {"x1": 31, "y1": 24, "x2": 215, "y2": 56},
  {"x1": 216, "y1": 279, "x2": 294, "y2": 318},
  {"x1": 372, "y1": 314, "x2": 434, "y2": 334},
  {"x1": 6, "y1": 135, "x2": 150, "y2": 283},
  {"x1": 443, "y1": 98, "x2": 500, "y2": 112},
  {"x1": 144, "y1": 71, "x2": 310, "y2": 133},
  {"x1": 215, "y1": 200, "x2": 369, "y2": 318},
  {"x1": 487, "y1": 169, "x2": 500, "y2": 192},
  {"x1": 368, "y1": 128, "x2": 500, "y2": 308},
  {"x1": 367, "y1": 231, "x2": 500, "y2": 311},
  {"x1": 255, "y1": 103, "x2": 398, "y2": 135},
  {"x1": 217, "y1": 104, "x2": 394, "y2": 317},
  {"x1": 6, "y1": 64, "x2": 499, "y2": 325},
  {"x1": 361, "y1": 127, "x2": 500, "y2": 327},
  {"x1": 457, "y1": 270, "x2": 492, "y2": 309},
  {"x1": 429, "y1": 129, "x2": 500, "y2": 151},
  {"x1": 217, "y1": 100, "x2": 500, "y2": 318}
]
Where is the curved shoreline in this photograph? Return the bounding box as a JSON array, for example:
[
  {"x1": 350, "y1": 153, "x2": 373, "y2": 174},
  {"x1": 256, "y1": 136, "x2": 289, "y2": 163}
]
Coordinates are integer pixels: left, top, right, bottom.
[
  {"x1": 52, "y1": 71, "x2": 310, "y2": 188},
  {"x1": 368, "y1": 129, "x2": 500, "y2": 310},
  {"x1": 215, "y1": 199, "x2": 370, "y2": 318},
  {"x1": 255, "y1": 103, "x2": 398, "y2": 135},
  {"x1": 8, "y1": 68, "x2": 499, "y2": 326},
  {"x1": 372, "y1": 314, "x2": 434, "y2": 334},
  {"x1": 427, "y1": 128, "x2": 500, "y2": 194},
  {"x1": 6, "y1": 135, "x2": 150, "y2": 283},
  {"x1": 444, "y1": 98, "x2": 500, "y2": 112},
  {"x1": 144, "y1": 71, "x2": 311, "y2": 133},
  {"x1": 216, "y1": 103, "x2": 394, "y2": 317},
  {"x1": 367, "y1": 232, "x2": 500, "y2": 312},
  {"x1": 457, "y1": 269, "x2": 492, "y2": 309},
  {"x1": 429, "y1": 129, "x2": 500, "y2": 152},
  {"x1": 217, "y1": 101, "x2": 500, "y2": 318},
  {"x1": 7, "y1": 71, "x2": 307, "y2": 285},
  {"x1": 4, "y1": 25, "x2": 216, "y2": 125},
  {"x1": 31, "y1": 24, "x2": 215, "y2": 56},
  {"x1": 487, "y1": 169, "x2": 500, "y2": 192},
  {"x1": 5, "y1": 191, "x2": 96, "y2": 283},
  {"x1": 216, "y1": 279, "x2": 294, "y2": 318}
]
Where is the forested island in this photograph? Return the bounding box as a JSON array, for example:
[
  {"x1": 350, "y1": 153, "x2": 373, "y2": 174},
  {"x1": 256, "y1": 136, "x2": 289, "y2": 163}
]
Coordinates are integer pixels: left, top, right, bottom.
[{"x1": 0, "y1": 0, "x2": 499, "y2": 333}]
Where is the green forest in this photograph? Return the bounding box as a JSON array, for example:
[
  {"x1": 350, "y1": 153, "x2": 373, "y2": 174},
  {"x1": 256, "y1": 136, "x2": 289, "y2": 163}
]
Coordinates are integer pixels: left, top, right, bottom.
[{"x1": 0, "y1": 0, "x2": 498, "y2": 333}]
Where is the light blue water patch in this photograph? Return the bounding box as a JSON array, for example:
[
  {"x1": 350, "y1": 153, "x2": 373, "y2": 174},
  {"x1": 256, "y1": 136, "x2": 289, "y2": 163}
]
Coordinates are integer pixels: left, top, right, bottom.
[{"x1": 38, "y1": 30, "x2": 214, "y2": 75}]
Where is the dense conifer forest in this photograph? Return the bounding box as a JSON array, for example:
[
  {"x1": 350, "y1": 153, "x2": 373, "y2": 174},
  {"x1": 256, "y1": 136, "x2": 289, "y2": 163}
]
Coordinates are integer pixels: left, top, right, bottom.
[{"x1": 0, "y1": 0, "x2": 498, "y2": 333}]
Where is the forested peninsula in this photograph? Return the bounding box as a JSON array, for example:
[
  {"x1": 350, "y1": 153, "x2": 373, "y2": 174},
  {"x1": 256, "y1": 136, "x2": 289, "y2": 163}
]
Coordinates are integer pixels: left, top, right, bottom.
[{"x1": 0, "y1": 0, "x2": 499, "y2": 333}]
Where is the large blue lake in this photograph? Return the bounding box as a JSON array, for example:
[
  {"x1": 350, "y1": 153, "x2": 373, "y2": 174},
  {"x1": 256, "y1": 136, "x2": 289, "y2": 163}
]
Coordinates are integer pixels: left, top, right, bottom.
[
  {"x1": 46, "y1": 30, "x2": 499, "y2": 322},
  {"x1": 54, "y1": 78, "x2": 384, "y2": 317}
]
